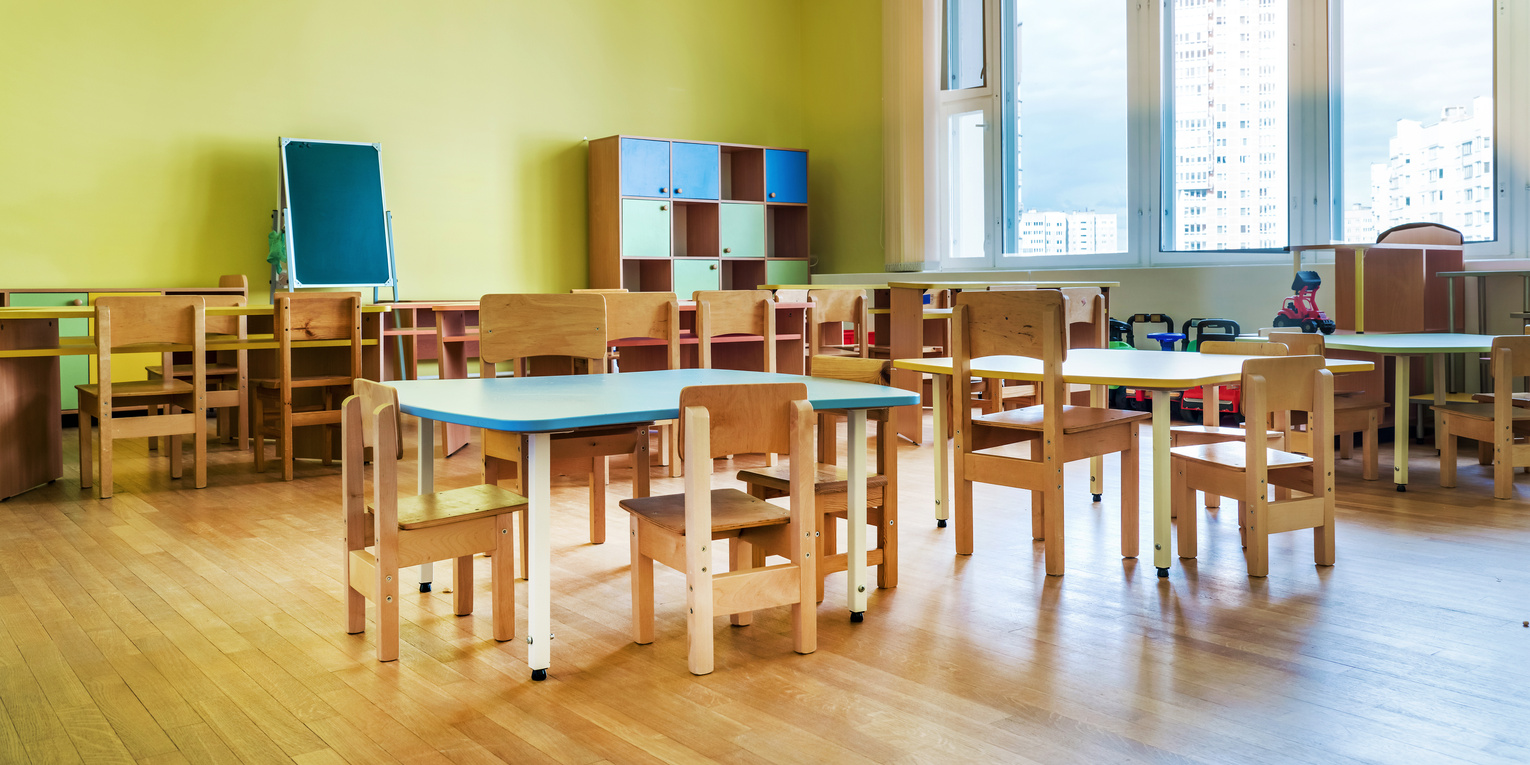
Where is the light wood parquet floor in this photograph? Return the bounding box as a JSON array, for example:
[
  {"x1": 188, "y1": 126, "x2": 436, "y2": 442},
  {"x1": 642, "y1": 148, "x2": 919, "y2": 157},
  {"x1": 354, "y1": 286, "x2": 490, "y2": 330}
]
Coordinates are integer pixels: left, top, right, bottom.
[{"x1": 1, "y1": 413, "x2": 1527, "y2": 765}]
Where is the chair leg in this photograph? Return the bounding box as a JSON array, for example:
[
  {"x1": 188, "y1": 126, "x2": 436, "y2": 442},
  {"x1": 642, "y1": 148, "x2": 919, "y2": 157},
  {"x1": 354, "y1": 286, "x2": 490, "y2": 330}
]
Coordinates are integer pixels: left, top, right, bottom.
[
  {"x1": 878, "y1": 498, "x2": 897, "y2": 589},
  {"x1": 1042, "y1": 480, "x2": 1065, "y2": 577},
  {"x1": 1339, "y1": 431, "x2": 1353, "y2": 460},
  {"x1": 321, "y1": 390, "x2": 334, "y2": 467},
  {"x1": 377, "y1": 558, "x2": 400, "y2": 662},
  {"x1": 1477, "y1": 439, "x2": 1492, "y2": 466},
  {"x1": 1439, "y1": 420, "x2": 1457, "y2": 488},
  {"x1": 169, "y1": 409, "x2": 183, "y2": 480},
  {"x1": 630, "y1": 516, "x2": 654, "y2": 645},
  {"x1": 253, "y1": 394, "x2": 266, "y2": 473},
  {"x1": 954, "y1": 450, "x2": 975, "y2": 556},
  {"x1": 1494, "y1": 419, "x2": 1513, "y2": 500},
  {"x1": 78, "y1": 412, "x2": 94, "y2": 490},
  {"x1": 1173, "y1": 462, "x2": 1196, "y2": 560},
  {"x1": 454, "y1": 554, "x2": 474, "y2": 616},
  {"x1": 281, "y1": 403, "x2": 295, "y2": 482},
  {"x1": 1363, "y1": 411, "x2": 1379, "y2": 481},
  {"x1": 1030, "y1": 490, "x2": 1044, "y2": 541},
  {"x1": 492, "y1": 513, "x2": 515, "y2": 641},
  {"x1": 1246, "y1": 495, "x2": 1269, "y2": 577},
  {"x1": 98, "y1": 418, "x2": 114, "y2": 500},
  {"x1": 588, "y1": 456, "x2": 607, "y2": 544},
  {"x1": 1121, "y1": 426, "x2": 1140, "y2": 559},
  {"x1": 517, "y1": 508, "x2": 530, "y2": 581},
  {"x1": 194, "y1": 402, "x2": 207, "y2": 489},
  {"x1": 1314, "y1": 499, "x2": 1336, "y2": 568},
  {"x1": 730, "y1": 537, "x2": 756, "y2": 625}
]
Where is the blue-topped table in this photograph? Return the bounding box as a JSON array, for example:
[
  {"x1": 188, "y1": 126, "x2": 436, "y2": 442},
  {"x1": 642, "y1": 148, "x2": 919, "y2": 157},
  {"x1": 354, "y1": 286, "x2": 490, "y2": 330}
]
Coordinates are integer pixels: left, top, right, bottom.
[{"x1": 387, "y1": 368, "x2": 918, "y2": 680}]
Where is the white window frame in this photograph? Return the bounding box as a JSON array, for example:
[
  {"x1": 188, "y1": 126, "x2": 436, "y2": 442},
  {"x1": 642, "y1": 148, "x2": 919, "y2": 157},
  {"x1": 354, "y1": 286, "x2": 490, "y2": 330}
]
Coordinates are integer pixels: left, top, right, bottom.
[
  {"x1": 937, "y1": 0, "x2": 1002, "y2": 270},
  {"x1": 929, "y1": 0, "x2": 1530, "y2": 271}
]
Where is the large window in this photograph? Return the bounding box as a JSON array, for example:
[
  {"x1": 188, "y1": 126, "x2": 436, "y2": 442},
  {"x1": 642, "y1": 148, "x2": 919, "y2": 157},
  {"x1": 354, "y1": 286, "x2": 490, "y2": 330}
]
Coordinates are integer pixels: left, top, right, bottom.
[
  {"x1": 1163, "y1": 0, "x2": 1288, "y2": 252},
  {"x1": 1336, "y1": 0, "x2": 1495, "y2": 243},
  {"x1": 999, "y1": 0, "x2": 1128, "y2": 258}
]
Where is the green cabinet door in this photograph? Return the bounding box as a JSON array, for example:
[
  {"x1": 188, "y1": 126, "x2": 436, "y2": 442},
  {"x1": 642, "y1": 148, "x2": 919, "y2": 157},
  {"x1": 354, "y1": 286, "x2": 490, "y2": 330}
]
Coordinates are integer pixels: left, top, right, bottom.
[
  {"x1": 765, "y1": 260, "x2": 809, "y2": 286},
  {"x1": 7, "y1": 292, "x2": 88, "y2": 410},
  {"x1": 673, "y1": 260, "x2": 720, "y2": 299},
  {"x1": 719, "y1": 203, "x2": 765, "y2": 258},
  {"x1": 621, "y1": 199, "x2": 671, "y2": 258}
]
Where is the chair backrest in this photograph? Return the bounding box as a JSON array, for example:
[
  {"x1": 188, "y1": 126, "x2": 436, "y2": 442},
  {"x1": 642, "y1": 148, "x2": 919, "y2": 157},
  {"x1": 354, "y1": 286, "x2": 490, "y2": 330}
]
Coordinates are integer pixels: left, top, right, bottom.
[
  {"x1": 274, "y1": 292, "x2": 363, "y2": 382},
  {"x1": 808, "y1": 289, "x2": 868, "y2": 358},
  {"x1": 1490, "y1": 335, "x2": 1530, "y2": 382},
  {"x1": 349, "y1": 379, "x2": 404, "y2": 459},
  {"x1": 604, "y1": 291, "x2": 681, "y2": 370},
  {"x1": 1268, "y1": 331, "x2": 1325, "y2": 357},
  {"x1": 95, "y1": 296, "x2": 206, "y2": 400},
  {"x1": 1242, "y1": 355, "x2": 1328, "y2": 421},
  {"x1": 1240, "y1": 355, "x2": 1332, "y2": 478},
  {"x1": 809, "y1": 355, "x2": 889, "y2": 385},
  {"x1": 1060, "y1": 287, "x2": 1106, "y2": 350},
  {"x1": 479, "y1": 293, "x2": 608, "y2": 374},
  {"x1": 775, "y1": 289, "x2": 810, "y2": 303},
  {"x1": 1201, "y1": 340, "x2": 1287, "y2": 356},
  {"x1": 204, "y1": 294, "x2": 247, "y2": 337},
  {"x1": 218, "y1": 273, "x2": 248, "y2": 292},
  {"x1": 953, "y1": 289, "x2": 1066, "y2": 421},
  {"x1": 679, "y1": 383, "x2": 808, "y2": 460},
  {"x1": 694, "y1": 290, "x2": 776, "y2": 371},
  {"x1": 1377, "y1": 222, "x2": 1463, "y2": 246}
]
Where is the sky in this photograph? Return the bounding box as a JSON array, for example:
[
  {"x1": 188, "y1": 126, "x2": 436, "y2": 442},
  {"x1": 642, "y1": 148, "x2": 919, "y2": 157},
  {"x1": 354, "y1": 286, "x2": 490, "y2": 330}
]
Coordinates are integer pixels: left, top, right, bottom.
[{"x1": 1006, "y1": 0, "x2": 1494, "y2": 244}]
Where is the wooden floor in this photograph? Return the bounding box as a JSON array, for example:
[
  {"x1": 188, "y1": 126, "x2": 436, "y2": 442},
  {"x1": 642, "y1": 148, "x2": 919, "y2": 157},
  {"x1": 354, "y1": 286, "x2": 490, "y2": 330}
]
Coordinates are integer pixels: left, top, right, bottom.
[{"x1": 2, "y1": 414, "x2": 1528, "y2": 765}]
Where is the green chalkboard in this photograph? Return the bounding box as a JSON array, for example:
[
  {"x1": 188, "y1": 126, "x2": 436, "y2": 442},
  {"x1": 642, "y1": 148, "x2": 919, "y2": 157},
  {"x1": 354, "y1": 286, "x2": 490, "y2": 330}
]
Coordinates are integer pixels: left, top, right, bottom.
[{"x1": 279, "y1": 138, "x2": 395, "y2": 288}]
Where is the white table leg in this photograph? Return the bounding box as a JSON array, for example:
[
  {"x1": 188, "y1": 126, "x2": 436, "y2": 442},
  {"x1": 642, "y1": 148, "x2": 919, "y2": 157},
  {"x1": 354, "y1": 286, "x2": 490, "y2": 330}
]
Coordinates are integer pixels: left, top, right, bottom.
[
  {"x1": 1393, "y1": 355, "x2": 1410, "y2": 490},
  {"x1": 933, "y1": 372, "x2": 949, "y2": 526},
  {"x1": 846, "y1": 409, "x2": 868, "y2": 620},
  {"x1": 1432, "y1": 352, "x2": 1447, "y2": 454},
  {"x1": 416, "y1": 417, "x2": 435, "y2": 591},
  {"x1": 1151, "y1": 390, "x2": 1172, "y2": 577},
  {"x1": 526, "y1": 432, "x2": 552, "y2": 680}
]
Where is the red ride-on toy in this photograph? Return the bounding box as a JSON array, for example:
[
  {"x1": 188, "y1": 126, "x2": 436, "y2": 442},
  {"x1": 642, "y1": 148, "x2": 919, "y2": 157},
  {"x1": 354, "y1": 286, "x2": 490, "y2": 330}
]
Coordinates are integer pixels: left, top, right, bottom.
[{"x1": 1274, "y1": 270, "x2": 1336, "y2": 334}]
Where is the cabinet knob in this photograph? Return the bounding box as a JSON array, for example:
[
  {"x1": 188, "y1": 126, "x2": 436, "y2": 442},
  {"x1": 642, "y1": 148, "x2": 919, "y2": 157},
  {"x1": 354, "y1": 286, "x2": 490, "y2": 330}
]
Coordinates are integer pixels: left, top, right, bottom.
[
  {"x1": 723, "y1": 247, "x2": 732, "y2": 254},
  {"x1": 659, "y1": 187, "x2": 667, "y2": 193},
  {"x1": 709, "y1": 264, "x2": 717, "y2": 270},
  {"x1": 71, "y1": 299, "x2": 83, "y2": 306},
  {"x1": 769, "y1": 192, "x2": 777, "y2": 198},
  {"x1": 659, "y1": 205, "x2": 667, "y2": 211},
  {"x1": 675, "y1": 188, "x2": 682, "y2": 194}
]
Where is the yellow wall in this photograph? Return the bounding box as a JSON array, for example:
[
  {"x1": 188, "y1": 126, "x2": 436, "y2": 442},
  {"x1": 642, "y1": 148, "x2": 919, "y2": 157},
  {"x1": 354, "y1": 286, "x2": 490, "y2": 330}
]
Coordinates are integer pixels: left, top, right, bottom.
[{"x1": 1, "y1": 1, "x2": 888, "y2": 299}]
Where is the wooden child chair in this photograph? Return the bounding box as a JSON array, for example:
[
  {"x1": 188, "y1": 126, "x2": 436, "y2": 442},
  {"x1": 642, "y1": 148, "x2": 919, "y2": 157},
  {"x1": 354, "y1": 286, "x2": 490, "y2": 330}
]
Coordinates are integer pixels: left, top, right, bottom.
[
  {"x1": 620, "y1": 383, "x2": 816, "y2": 675},
  {"x1": 1170, "y1": 355, "x2": 1336, "y2": 577},
  {"x1": 737, "y1": 356, "x2": 897, "y2": 603},
  {"x1": 1270, "y1": 331, "x2": 1387, "y2": 480},
  {"x1": 342, "y1": 379, "x2": 527, "y2": 662},
  {"x1": 604, "y1": 291, "x2": 684, "y2": 477},
  {"x1": 694, "y1": 290, "x2": 777, "y2": 372},
  {"x1": 148, "y1": 292, "x2": 249, "y2": 450},
  {"x1": 952, "y1": 290, "x2": 1150, "y2": 575},
  {"x1": 479, "y1": 293, "x2": 651, "y2": 546},
  {"x1": 806, "y1": 289, "x2": 869, "y2": 358},
  {"x1": 1435, "y1": 335, "x2": 1530, "y2": 499},
  {"x1": 78, "y1": 296, "x2": 209, "y2": 499},
  {"x1": 1169, "y1": 340, "x2": 1290, "y2": 510},
  {"x1": 252, "y1": 292, "x2": 363, "y2": 480}
]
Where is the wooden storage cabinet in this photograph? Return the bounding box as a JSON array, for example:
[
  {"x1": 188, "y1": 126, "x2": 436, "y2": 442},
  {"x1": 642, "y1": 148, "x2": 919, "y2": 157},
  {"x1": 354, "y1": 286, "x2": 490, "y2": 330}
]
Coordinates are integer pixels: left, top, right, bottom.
[
  {"x1": 6, "y1": 292, "x2": 87, "y2": 410},
  {"x1": 590, "y1": 134, "x2": 810, "y2": 292}
]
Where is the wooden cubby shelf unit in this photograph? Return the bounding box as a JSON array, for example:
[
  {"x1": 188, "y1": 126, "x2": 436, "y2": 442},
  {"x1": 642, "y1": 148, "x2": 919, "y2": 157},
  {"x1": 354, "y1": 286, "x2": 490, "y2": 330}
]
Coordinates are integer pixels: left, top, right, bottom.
[{"x1": 590, "y1": 134, "x2": 810, "y2": 294}]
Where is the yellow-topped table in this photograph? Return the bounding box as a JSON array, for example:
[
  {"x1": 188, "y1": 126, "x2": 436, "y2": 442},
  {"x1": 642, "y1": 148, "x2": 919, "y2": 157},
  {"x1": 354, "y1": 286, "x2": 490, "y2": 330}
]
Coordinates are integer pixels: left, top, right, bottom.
[
  {"x1": 895, "y1": 348, "x2": 1374, "y2": 577},
  {"x1": 0, "y1": 303, "x2": 386, "y2": 500}
]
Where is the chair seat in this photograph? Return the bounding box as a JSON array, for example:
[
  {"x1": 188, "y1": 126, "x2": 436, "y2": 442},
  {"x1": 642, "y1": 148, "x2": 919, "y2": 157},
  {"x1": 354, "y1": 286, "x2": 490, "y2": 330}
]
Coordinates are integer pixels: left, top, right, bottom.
[
  {"x1": 736, "y1": 463, "x2": 888, "y2": 495},
  {"x1": 147, "y1": 363, "x2": 241, "y2": 378},
  {"x1": 1408, "y1": 392, "x2": 1477, "y2": 405},
  {"x1": 1430, "y1": 402, "x2": 1530, "y2": 422},
  {"x1": 251, "y1": 375, "x2": 356, "y2": 389},
  {"x1": 372, "y1": 484, "x2": 528, "y2": 531},
  {"x1": 620, "y1": 489, "x2": 789, "y2": 535},
  {"x1": 1336, "y1": 398, "x2": 1388, "y2": 412},
  {"x1": 1170, "y1": 442, "x2": 1312, "y2": 471},
  {"x1": 976, "y1": 404, "x2": 1150, "y2": 434},
  {"x1": 76, "y1": 379, "x2": 193, "y2": 398},
  {"x1": 1168, "y1": 424, "x2": 1283, "y2": 440},
  {"x1": 1471, "y1": 392, "x2": 1530, "y2": 406}
]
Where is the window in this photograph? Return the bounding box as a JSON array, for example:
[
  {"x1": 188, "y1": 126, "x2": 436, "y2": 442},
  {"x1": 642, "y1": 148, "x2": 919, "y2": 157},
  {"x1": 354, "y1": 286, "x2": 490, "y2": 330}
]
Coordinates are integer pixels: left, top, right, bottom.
[
  {"x1": 945, "y1": 0, "x2": 987, "y2": 90},
  {"x1": 1163, "y1": 0, "x2": 1288, "y2": 252},
  {"x1": 997, "y1": 0, "x2": 1128, "y2": 259},
  {"x1": 1336, "y1": 0, "x2": 1495, "y2": 243}
]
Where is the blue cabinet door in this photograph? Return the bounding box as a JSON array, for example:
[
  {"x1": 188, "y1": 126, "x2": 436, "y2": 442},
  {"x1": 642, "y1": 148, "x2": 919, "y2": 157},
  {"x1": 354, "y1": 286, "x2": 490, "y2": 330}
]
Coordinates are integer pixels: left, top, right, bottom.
[
  {"x1": 671, "y1": 142, "x2": 720, "y2": 200},
  {"x1": 620, "y1": 138, "x2": 671, "y2": 197},
  {"x1": 765, "y1": 149, "x2": 807, "y2": 203}
]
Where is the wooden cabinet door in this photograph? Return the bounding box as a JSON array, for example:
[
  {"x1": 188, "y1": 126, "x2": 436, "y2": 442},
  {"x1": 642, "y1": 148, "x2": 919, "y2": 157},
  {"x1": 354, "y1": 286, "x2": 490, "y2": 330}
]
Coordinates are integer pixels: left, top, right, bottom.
[
  {"x1": 765, "y1": 260, "x2": 809, "y2": 287},
  {"x1": 671, "y1": 142, "x2": 720, "y2": 200},
  {"x1": 621, "y1": 199, "x2": 671, "y2": 259},
  {"x1": 765, "y1": 149, "x2": 807, "y2": 203},
  {"x1": 619, "y1": 138, "x2": 671, "y2": 198},
  {"x1": 7, "y1": 292, "x2": 87, "y2": 410},
  {"x1": 673, "y1": 260, "x2": 720, "y2": 300},
  {"x1": 719, "y1": 203, "x2": 765, "y2": 259}
]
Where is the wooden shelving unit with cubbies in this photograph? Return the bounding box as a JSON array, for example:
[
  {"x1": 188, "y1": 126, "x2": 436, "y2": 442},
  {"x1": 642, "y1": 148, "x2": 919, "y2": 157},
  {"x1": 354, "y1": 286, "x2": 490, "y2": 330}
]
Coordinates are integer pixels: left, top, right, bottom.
[{"x1": 588, "y1": 135, "x2": 811, "y2": 297}]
